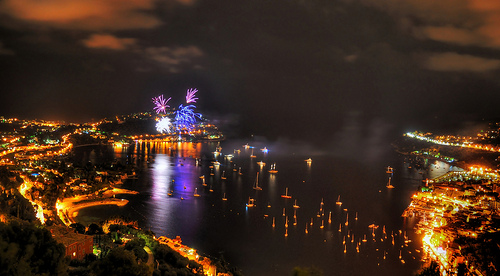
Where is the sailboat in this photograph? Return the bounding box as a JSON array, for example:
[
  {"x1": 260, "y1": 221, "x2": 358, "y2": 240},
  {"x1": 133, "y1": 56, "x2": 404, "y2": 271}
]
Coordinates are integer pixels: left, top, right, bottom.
[
  {"x1": 336, "y1": 195, "x2": 342, "y2": 205},
  {"x1": 281, "y1": 187, "x2": 292, "y2": 198},
  {"x1": 253, "y1": 172, "x2": 262, "y2": 190},
  {"x1": 246, "y1": 197, "x2": 255, "y2": 207},
  {"x1": 221, "y1": 170, "x2": 226, "y2": 180},
  {"x1": 305, "y1": 158, "x2": 312, "y2": 165},
  {"x1": 194, "y1": 188, "x2": 200, "y2": 197},
  {"x1": 268, "y1": 163, "x2": 278, "y2": 174},
  {"x1": 293, "y1": 199, "x2": 300, "y2": 208},
  {"x1": 386, "y1": 176, "x2": 394, "y2": 188},
  {"x1": 222, "y1": 193, "x2": 227, "y2": 201},
  {"x1": 238, "y1": 167, "x2": 243, "y2": 175},
  {"x1": 202, "y1": 177, "x2": 207, "y2": 186},
  {"x1": 250, "y1": 148, "x2": 256, "y2": 158},
  {"x1": 386, "y1": 166, "x2": 393, "y2": 174}
]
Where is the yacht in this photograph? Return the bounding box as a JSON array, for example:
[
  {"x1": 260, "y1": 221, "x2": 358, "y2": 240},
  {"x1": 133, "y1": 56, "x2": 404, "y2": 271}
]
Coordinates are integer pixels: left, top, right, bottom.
[
  {"x1": 253, "y1": 172, "x2": 262, "y2": 190},
  {"x1": 246, "y1": 197, "x2": 255, "y2": 207},
  {"x1": 336, "y1": 195, "x2": 342, "y2": 205},
  {"x1": 268, "y1": 163, "x2": 278, "y2": 174},
  {"x1": 386, "y1": 177, "x2": 394, "y2": 189},
  {"x1": 281, "y1": 187, "x2": 292, "y2": 198}
]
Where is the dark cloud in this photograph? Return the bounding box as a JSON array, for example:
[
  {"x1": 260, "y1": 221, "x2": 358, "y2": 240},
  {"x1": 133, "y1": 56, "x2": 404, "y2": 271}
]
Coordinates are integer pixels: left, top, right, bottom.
[{"x1": 0, "y1": 0, "x2": 499, "y2": 142}]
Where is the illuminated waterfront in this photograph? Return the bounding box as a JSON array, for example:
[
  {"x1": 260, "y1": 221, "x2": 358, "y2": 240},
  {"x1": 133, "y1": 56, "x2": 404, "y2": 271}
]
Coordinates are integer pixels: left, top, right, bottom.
[{"x1": 75, "y1": 140, "x2": 441, "y2": 275}]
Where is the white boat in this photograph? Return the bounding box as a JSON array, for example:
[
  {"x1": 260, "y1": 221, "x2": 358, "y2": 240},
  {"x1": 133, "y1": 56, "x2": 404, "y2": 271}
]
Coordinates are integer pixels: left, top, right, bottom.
[
  {"x1": 253, "y1": 172, "x2": 262, "y2": 190},
  {"x1": 268, "y1": 163, "x2": 278, "y2": 174},
  {"x1": 281, "y1": 187, "x2": 292, "y2": 198}
]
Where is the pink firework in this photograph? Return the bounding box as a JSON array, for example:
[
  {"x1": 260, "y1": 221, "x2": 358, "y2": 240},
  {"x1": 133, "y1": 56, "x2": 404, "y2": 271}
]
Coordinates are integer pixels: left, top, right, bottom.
[
  {"x1": 185, "y1": 88, "x2": 198, "y2": 103},
  {"x1": 152, "y1": 95, "x2": 171, "y2": 114}
]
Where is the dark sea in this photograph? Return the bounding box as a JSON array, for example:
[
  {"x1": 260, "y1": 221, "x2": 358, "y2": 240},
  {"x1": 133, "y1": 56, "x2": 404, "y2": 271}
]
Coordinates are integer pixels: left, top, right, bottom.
[{"x1": 75, "y1": 138, "x2": 457, "y2": 276}]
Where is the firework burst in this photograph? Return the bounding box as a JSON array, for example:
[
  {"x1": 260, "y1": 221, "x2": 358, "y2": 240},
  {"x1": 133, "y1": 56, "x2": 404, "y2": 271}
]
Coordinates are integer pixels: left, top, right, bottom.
[
  {"x1": 175, "y1": 104, "x2": 202, "y2": 131},
  {"x1": 152, "y1": 95, "x2": 171, "y2": 114},
  {"x1": 185, "y1": 88, "x2": 199, "y2": 103},
  {"x1": 156, "y1": 117, "x2": 172, "y2": 133}
]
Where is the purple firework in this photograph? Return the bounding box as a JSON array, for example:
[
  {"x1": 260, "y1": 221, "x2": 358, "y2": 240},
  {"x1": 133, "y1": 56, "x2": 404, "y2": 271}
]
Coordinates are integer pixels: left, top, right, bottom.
[
  {"x1": 185, "y1": 88, "x2": 198, "y2": 103},
  {"x1": 152, "y1": 95, "x2": 171, "y2": 114}
]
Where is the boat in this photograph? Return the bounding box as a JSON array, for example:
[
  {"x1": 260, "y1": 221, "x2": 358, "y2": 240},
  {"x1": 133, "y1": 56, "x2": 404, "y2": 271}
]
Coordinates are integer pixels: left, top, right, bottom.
[
  {"x1": 257, "y1": 161, "x2": 266, "y2": 167},
  {"x1": 194, "y1": 188, "x2": 200, "y2": 197},
  {"x1": 199, "y1": 175, "x2": 205, "y2": 179},
  {"x1": 345, "y1": 213, "x2": 349, "y2": 226},
  {"x1": 305, "y1": 158, "x2": 312, "y2": 165},
  {"x1": 268, "y1": 163, "x2": 278, "y2": 174},
  {"x1": 168, "y1": 190, "x2": 173, "y2": 196},
  {"x1": 328, "y1": 211, "x2": 332, "y2": 224},
  {"x1": 386, "y1": 177, "x2": 394, "y2": 188},
  {"x1": 368, "y1": 224, "x2": 379, "y2": 229},
  {"x1": 293, "y1": 199, "x2": 300, "y2": 208},
  {"x1": 250, "y1": 148, "x2": 256, "y2": 158},
  {"x1": 202, "y1": 178, "x2": 207, "y2": 186},
  {"x1": 243, "y1": 143, "x2": 250, "y2": 149},
  {"x1": 261, "y1": 147, "x2": 269, "y2": 153},
  {"x1": 221, "y1": 170, "x2": 226, "y2": 180},
  {"x1": 320, "y1": 220, "x2": 324, "y2": 229},
  {"x1": 238, "y1": 167, "x2": 242, "y2": 175},
  {"x1": 246, "y1": 197, "x2": 255, "y2": 207},
  {"x1": 253, "y1": 172, "x2": 262, "y2": 190},
  {"x1": 336, "y1": 195, "x2": 342, "y2": 205},
  {"x1": 281, "y1": 187, "x2": 292, "y2": 198},
  {"x1": 209, "y1": 184, "x2": 213, "y2": 193},
  {"x1": 222, "y1": 193, "x2": 227, "y2": 201},
  {"x1": 386, "y1": 166, "x2": 393, "y2": 174}
]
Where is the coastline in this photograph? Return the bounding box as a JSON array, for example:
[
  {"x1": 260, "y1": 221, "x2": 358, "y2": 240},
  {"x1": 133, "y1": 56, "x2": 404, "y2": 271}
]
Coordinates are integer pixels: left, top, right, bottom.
[{"x1": 57, "y1": 188, "x2": 138, "y2": 225}]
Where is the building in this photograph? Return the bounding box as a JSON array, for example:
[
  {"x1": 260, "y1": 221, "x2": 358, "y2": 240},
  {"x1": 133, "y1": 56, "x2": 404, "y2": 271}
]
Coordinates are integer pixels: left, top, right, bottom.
[{"x1": 47, "y1": 225, "x2": 93, "y2": 260}]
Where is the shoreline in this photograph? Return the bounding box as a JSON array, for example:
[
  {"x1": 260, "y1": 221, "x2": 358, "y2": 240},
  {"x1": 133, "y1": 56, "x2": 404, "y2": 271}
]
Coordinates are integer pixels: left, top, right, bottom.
[{"x1": 57, "y1": 188, "x2": 138, "y2": 225}]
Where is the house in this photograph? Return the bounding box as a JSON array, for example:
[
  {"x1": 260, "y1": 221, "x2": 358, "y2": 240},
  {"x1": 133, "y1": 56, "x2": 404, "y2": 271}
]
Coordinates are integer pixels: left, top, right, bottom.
[{"x1": 47, "y1": 225, "x2": 93, "y2": 260}]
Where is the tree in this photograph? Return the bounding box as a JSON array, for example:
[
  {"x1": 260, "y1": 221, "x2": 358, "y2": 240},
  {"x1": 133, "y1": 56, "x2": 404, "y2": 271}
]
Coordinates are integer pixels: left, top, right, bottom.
[
  {"x1": 90, "y1": 247, "x2": 151, "y2": 276},
  {"x1": 0, "y1": 221, "x2": 69, "y2": 275}
]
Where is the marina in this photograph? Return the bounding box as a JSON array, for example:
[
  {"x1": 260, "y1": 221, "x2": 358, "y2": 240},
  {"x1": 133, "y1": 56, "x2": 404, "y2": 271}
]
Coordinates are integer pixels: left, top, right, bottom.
[{"x1": 75, "y1": 140, "x2": 429, "y2": 276}]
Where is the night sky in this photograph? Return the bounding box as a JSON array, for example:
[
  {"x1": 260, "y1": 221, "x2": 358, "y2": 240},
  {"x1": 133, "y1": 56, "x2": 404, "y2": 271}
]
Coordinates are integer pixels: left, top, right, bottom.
[{"x1": 1, "y1": 0, "x2": 500, "y2": 142}]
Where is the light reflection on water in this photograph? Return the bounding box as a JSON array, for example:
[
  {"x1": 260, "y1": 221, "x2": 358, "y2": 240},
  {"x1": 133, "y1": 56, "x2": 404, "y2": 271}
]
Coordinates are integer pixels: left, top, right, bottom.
[{"x1": 75, "y1": 141, "x2": 457, "y2": 276}]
